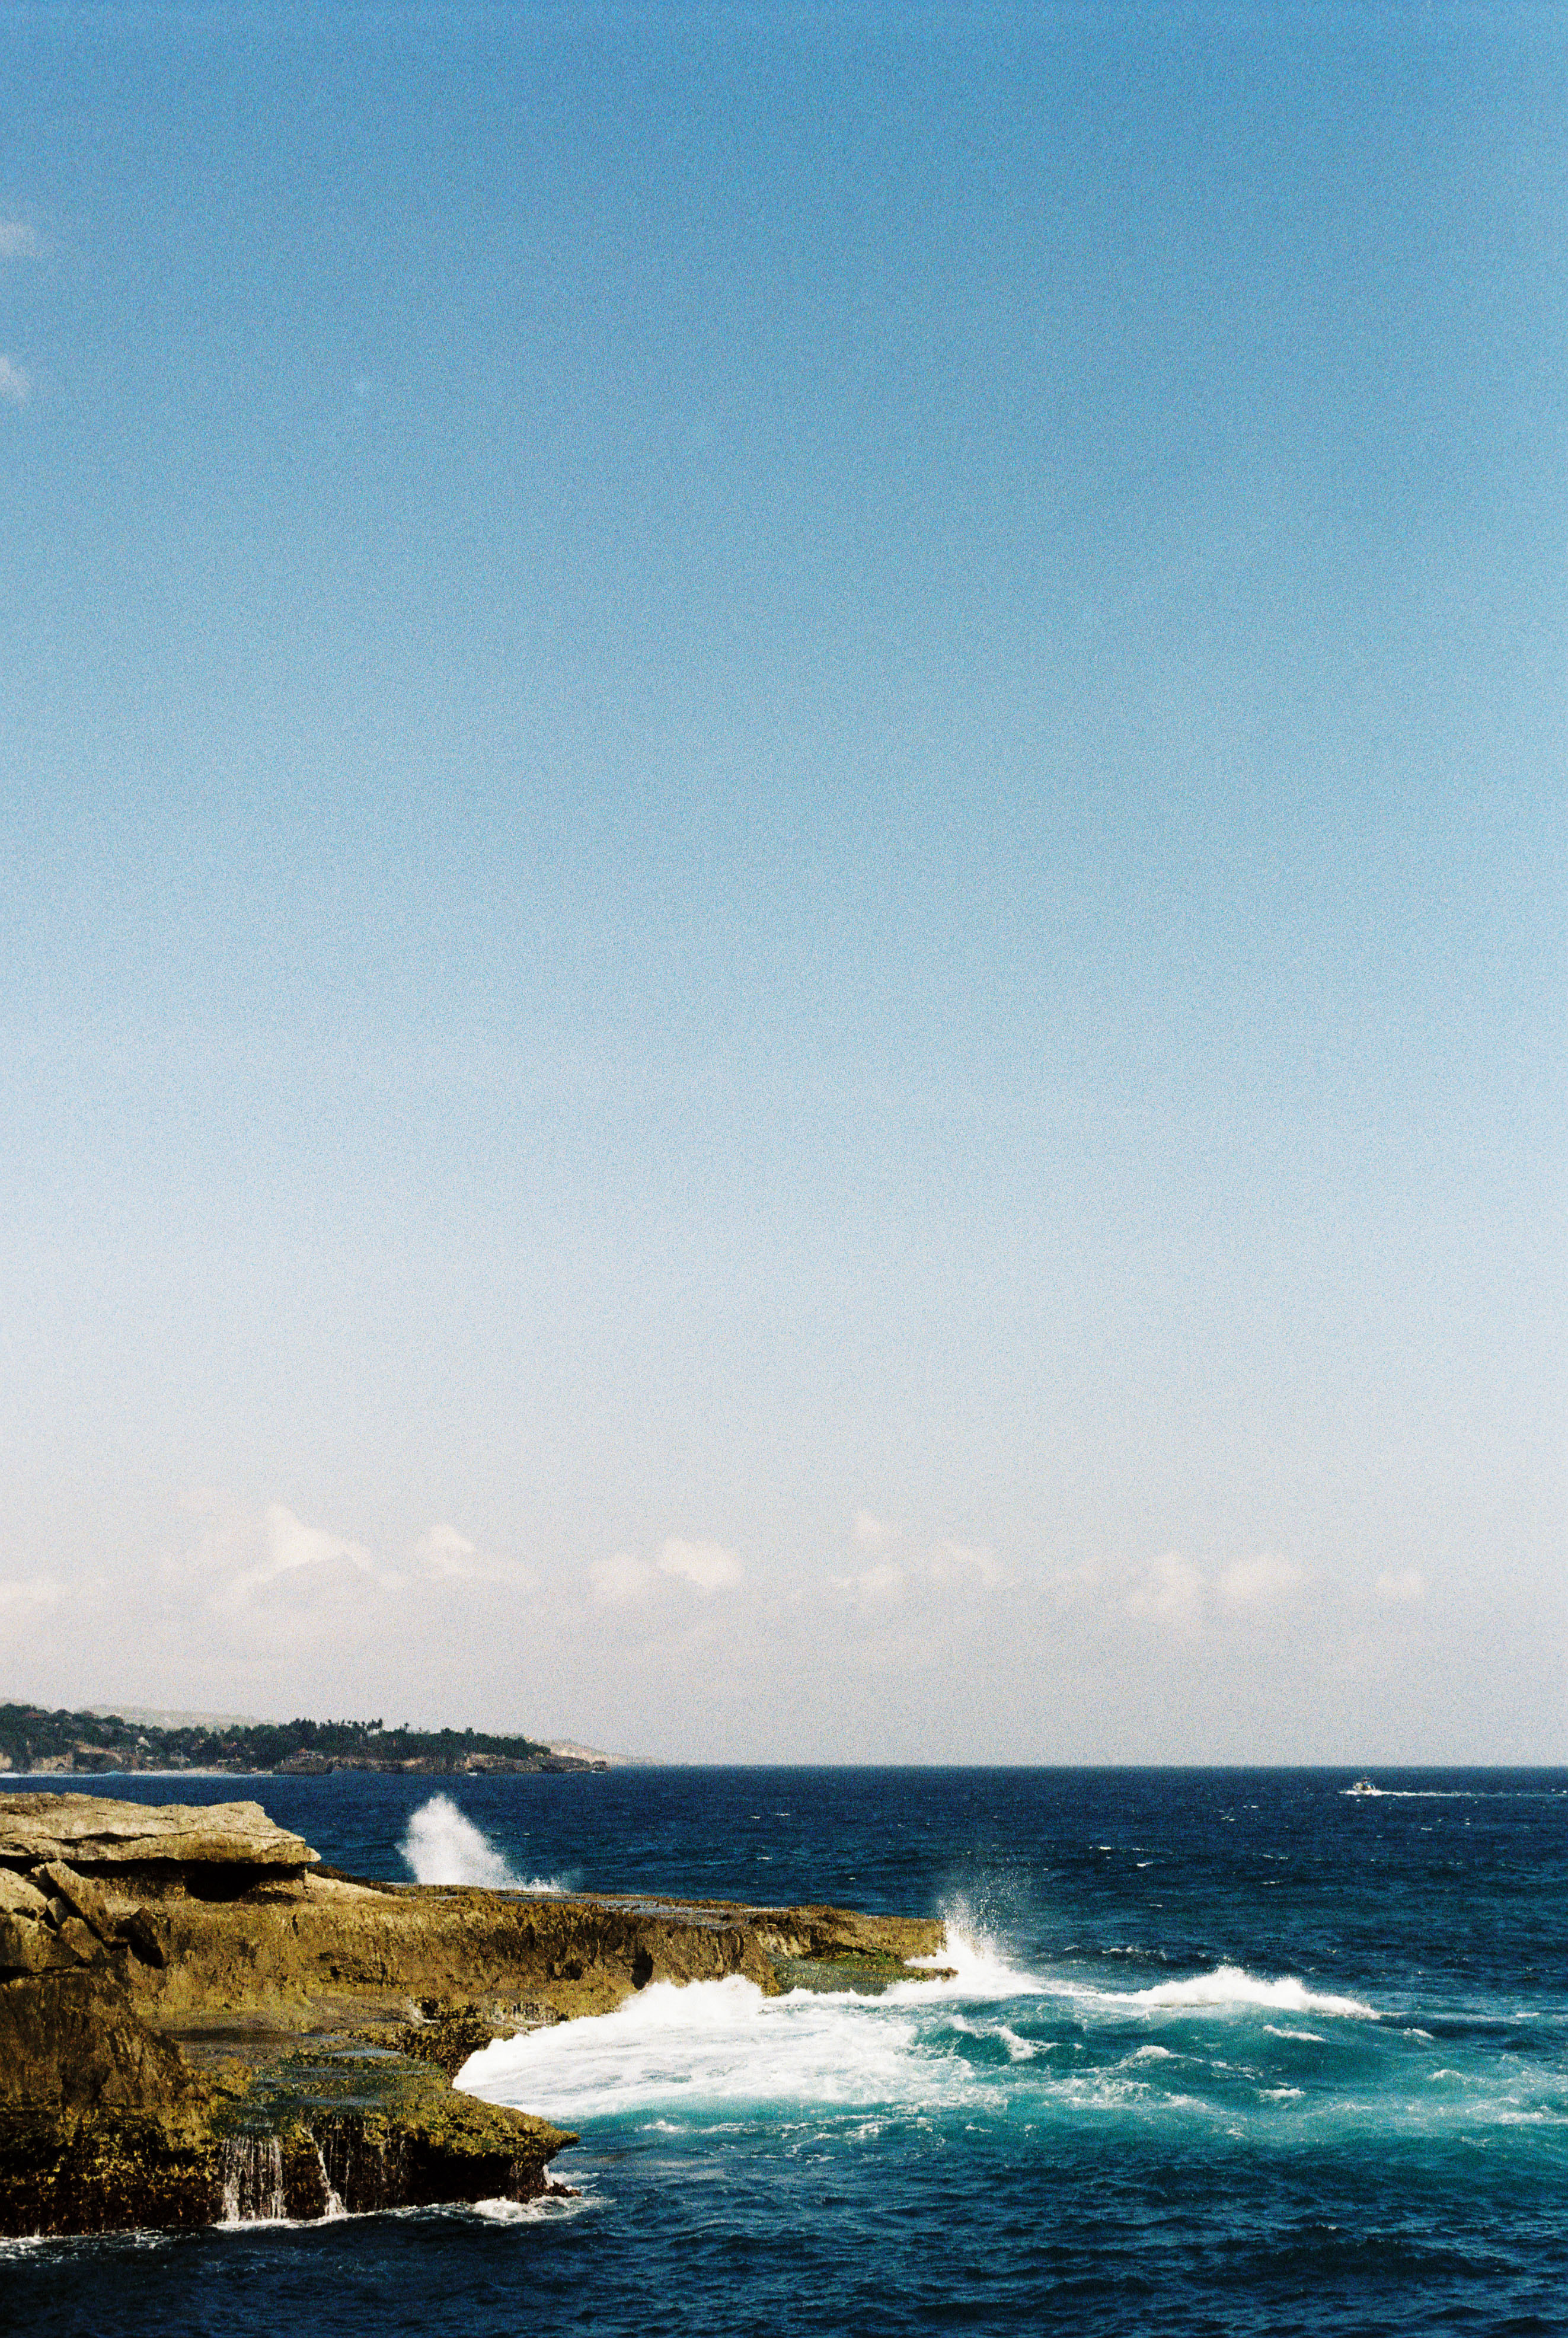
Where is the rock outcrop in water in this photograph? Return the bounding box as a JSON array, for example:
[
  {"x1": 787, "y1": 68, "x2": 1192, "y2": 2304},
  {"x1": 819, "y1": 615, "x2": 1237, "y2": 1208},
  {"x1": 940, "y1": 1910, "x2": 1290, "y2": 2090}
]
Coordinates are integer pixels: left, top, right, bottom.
[{"x1": 0, "y1": 1791, "x2": 946, "y2": 2237}]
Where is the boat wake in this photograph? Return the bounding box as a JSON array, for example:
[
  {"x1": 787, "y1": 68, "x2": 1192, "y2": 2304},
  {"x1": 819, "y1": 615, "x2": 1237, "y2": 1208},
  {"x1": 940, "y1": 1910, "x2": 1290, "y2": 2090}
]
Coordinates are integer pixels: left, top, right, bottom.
[{"x1": 1343, "y1": 1784, "x2": 1480, "y2": 1801}]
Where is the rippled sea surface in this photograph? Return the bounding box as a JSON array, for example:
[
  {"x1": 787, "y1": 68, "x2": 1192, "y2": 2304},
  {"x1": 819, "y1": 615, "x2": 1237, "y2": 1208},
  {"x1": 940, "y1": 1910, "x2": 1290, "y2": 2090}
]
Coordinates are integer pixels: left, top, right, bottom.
[{"x1": 7, "y1": 1767, "x2": 1566, "y2": 2336}]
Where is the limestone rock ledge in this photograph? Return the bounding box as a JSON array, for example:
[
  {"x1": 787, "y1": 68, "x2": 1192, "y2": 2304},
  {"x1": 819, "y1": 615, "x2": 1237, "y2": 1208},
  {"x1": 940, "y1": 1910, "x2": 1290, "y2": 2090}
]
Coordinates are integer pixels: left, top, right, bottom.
[{"x1": 0, "y1": 1793, "x2": 947, "y2": 2238}]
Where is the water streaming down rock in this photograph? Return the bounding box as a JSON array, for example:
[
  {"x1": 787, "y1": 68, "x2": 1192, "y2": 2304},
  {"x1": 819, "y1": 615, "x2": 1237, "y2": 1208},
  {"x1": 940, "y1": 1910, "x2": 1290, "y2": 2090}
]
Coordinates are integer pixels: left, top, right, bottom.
[
  {"x1": 219, "y1": 2134, "x2": 285, "y2": 2224},
  {"x1": 312, "y1": 2139, "x2": 346, "y2": 2219}
]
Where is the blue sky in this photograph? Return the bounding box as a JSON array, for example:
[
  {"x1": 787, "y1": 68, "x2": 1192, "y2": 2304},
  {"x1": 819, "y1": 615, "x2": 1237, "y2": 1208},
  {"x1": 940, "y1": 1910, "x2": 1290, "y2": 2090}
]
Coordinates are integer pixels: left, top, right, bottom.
[{"x1": 1, "y1": 4, "x2": 1561, "y2": 1757}]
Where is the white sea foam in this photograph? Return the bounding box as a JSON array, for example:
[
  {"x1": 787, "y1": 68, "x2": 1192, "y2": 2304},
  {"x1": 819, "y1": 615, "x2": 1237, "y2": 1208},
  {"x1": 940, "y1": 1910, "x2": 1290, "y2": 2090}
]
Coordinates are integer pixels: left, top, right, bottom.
[
  {"x1": 467, "y1": 2190, "x2": 598, "y2": 2224},
  {"x1": 1093, "y1": 1966, "x2": 1377, "y2": 2020},
  {"x1": 458, "y1": 1900, "x2": 1052, "y2": 2121},
  {"x1": 399, "y1": 1794, "x2": 566, "y2": 1891},
  {"x1": 458, "y1": 1972, "x2": 972, "y2": 2120},
  {"x1": 455, "y1": 1908, "x2": 1377, "y2": 2132}
]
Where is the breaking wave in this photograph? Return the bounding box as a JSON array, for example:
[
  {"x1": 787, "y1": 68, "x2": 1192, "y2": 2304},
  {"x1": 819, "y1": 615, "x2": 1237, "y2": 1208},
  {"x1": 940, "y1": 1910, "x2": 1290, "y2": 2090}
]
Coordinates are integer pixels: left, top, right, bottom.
[
  {"x1": 456, "y1": 1905, "x2": 1378, "y2": 2127},
  {"x1": 400, "y1": 1795, "x2": 567, "y2": 1892},
  {"x1": 457, "y1": 1906, "x2": 1036, "y2": 2119},
  {"x1": 895, "y1": 1901, "x2": 1044, "y2": 2001},
  {"x1": 1068, "y1": 1965, "x2": 1378, "y2": 2020},
  {"x1": 459, "y1": 1971, "x2": 973, "y2": 2120}
]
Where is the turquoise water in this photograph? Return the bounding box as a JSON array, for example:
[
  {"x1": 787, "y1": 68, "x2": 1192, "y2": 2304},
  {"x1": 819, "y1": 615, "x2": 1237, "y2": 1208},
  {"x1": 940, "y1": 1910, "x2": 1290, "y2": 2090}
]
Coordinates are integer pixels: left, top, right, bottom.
[{"x1": 6, "y1": 1768, "x2": 1566, "y2": 2334}]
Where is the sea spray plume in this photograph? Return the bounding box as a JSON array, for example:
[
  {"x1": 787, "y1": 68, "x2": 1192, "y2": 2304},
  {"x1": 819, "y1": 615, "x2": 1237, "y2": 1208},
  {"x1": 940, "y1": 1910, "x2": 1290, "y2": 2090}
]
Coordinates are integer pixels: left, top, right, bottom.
[
  {"x1": 895, "y1": 1895, "x2": 1046, "y2": 2001},
  {"x1": 400, "y1": 1794, "x2": 518, "y2": 1886},
  {"x1": 894, "y1": 1904, "x2": 1374, "y2": 2024},
  {"x1": 400, "y1": 1794, "x2": 572, "y2": 1890}
]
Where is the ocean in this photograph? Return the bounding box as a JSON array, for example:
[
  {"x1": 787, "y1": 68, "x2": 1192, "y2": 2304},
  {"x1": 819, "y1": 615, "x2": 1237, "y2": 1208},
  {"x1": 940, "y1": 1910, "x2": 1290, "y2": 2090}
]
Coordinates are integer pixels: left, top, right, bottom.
[{"x1": 5, "y1": 1766, "x2": 1565, "y2": 2335}]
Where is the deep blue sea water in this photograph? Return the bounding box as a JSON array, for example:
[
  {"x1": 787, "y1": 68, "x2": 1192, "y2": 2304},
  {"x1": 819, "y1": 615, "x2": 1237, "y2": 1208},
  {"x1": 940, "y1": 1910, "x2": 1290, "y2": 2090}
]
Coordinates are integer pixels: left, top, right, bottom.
[{"x1": 5, "y1": 1767, "x2": 1566, "y2": 2336}]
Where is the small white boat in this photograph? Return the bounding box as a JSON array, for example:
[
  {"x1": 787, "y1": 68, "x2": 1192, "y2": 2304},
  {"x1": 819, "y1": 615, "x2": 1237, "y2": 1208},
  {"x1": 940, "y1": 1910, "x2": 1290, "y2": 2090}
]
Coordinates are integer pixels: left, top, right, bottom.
[{"x1": 1346, "y1": 1777, "x2": 1377, "y2": 1796}]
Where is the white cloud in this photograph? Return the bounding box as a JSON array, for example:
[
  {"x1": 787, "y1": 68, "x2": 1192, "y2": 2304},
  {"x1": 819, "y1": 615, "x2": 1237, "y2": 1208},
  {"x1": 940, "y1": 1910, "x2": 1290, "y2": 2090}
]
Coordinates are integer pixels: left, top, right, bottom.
[
  {"x1": 1375, "y1": 1567, "x2": 1426, "y2": 1605},
  {"x1": 410, "y1": 1524, "x2": 532, "y2": 1590},
  {"x1": 1047, "y1": 1557, "x2": 1105, "y2": 1606},
  {"x1": 852, "y1": 1509, "x2": 895, "y2": 1552},
  {"x1": 1126, "y1": 1551, "x2": 1206, "y2": 1622},
  {"x1": 1218, "y1": 1554, "x2": 1303, "y2": 1608},
  {"x1": 0, "y1": 357, "x2": 30, "y2": 407},
  {"x1": 928, "y1": 1539, "x2": 1005, "y2": 1590},
  {"x1": 659, "y1": 1537, "x2": 743, "y2": 1593},
  {"x1": 852, "y1": 1561, "x2": 905, "y2": 1604},
  {"x1": 416, "y1": 1523, "x2": 477, "y2": 1570},
  {"x1": 589, "y1": 1551, "x2": 654, "y2": 1604},
  {"x1": 829, "y1": 1540, "x2": 1001, "y2": 1605},
  {"x1": 178, "y1": 1486, "x2": 232, "y2": 1518},
  {"x1": 210, "y1": 1502, "x2": 374, "y2": 1610},
  {"x1": 0, "y1": 222, "x2": 38, "y2": 259},
  {"x1": 0, "y1": 1576, "x2": 63, "y2": 1611},
  {"x1": 262, "y1": 1503, "x2": 372, "y2": 1580},
  {"x1": 175, "y1": 1493, "x2": 538, "y2": 1620},
  {"x1": 1118, "y1": 1551, "x2": 1305, "y2": 1622}
]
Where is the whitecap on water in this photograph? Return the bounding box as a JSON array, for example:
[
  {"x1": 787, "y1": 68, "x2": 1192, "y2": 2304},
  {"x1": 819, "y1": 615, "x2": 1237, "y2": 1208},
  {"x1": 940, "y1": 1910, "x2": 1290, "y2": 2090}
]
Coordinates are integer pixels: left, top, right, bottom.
[{"x1": 1058, "y1": 1965, "x2": 1378, "y2": 2021}]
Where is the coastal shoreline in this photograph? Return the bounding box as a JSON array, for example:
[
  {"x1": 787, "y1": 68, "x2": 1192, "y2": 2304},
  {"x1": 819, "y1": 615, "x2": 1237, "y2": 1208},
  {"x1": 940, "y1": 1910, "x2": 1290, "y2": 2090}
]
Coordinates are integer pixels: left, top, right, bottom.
[{"x1": 0, "y1": 1790, "x2": 947, "y2": 2239}]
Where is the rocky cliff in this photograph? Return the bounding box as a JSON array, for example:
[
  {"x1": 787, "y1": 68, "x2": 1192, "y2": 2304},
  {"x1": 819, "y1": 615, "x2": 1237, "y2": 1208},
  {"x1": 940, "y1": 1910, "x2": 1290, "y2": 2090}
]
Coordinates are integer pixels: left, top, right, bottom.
[{"x1": 0, "y1": 1791, "x2": 947, "y2": 2237}]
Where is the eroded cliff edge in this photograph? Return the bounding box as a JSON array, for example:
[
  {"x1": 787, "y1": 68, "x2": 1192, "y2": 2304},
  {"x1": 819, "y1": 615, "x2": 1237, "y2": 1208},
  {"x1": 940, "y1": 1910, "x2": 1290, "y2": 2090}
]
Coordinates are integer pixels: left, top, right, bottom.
[{"x1": 0, "y1": 1791, "x2": 947, "y2": 2237}]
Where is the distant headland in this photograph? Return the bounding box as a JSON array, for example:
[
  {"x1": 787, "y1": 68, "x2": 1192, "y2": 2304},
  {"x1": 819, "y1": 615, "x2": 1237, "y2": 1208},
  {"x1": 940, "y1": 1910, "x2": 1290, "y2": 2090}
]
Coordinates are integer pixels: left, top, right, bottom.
[{"x1": 0, "y1": 1704, "x2": 610, "y2": 1778}]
